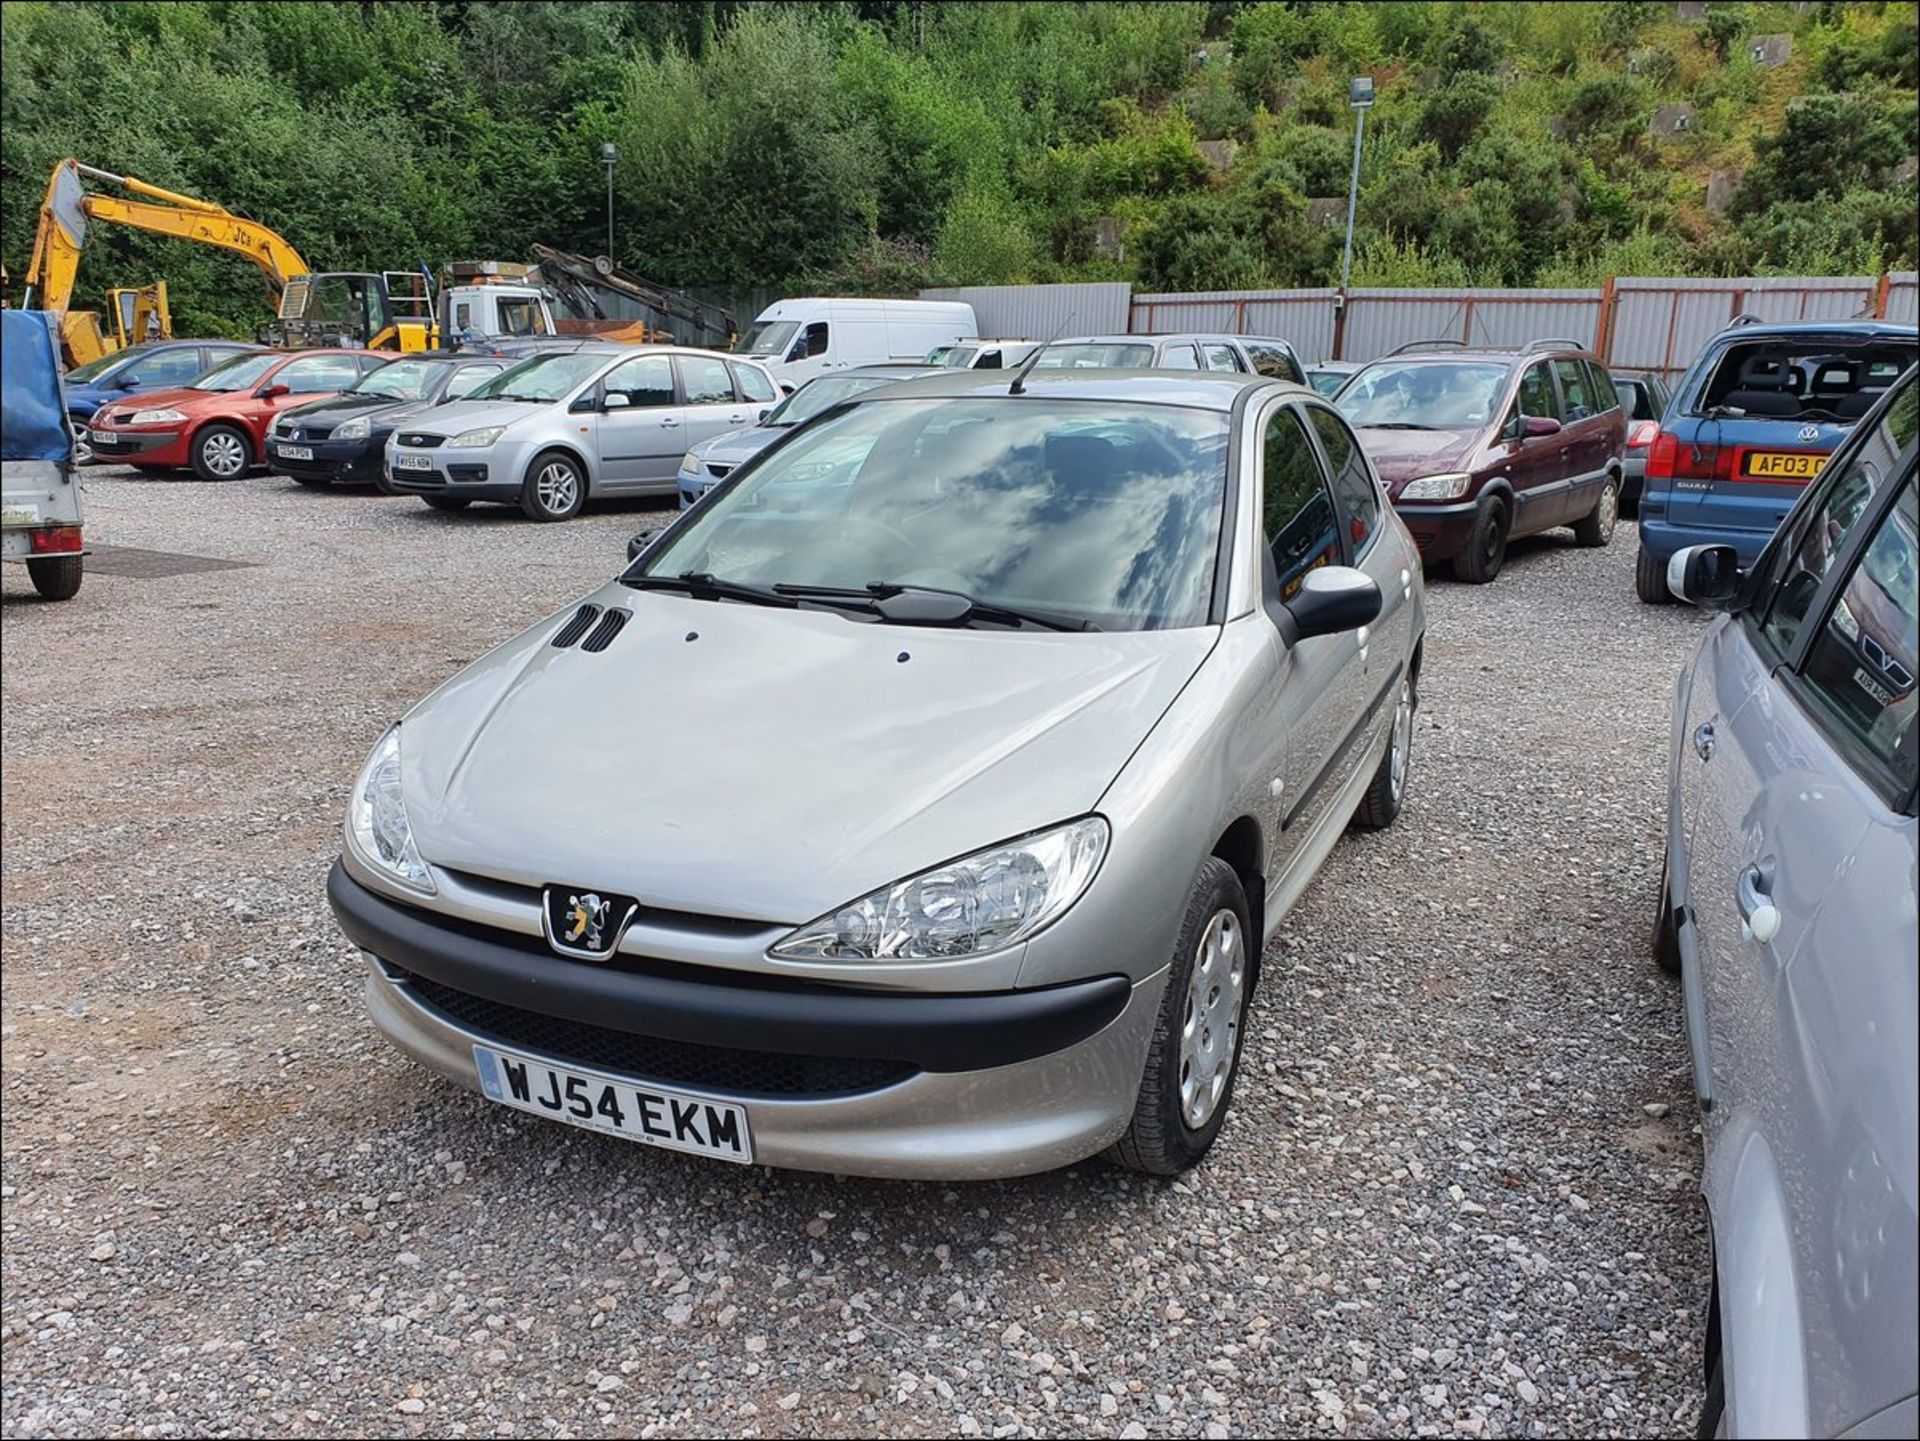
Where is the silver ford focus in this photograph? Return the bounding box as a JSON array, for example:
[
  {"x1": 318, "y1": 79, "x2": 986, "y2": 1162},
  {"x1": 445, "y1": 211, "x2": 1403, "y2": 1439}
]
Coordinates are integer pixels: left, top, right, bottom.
[{"x1": 328, "y1": 369, "x2": 1426, "y2": 1179}]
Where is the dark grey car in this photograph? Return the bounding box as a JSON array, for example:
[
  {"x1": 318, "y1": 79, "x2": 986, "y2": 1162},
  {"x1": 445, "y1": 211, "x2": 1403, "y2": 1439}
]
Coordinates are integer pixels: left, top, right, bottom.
[{"x1": 1657, "y1": 370, "x2": 1917, "y2": 1438}]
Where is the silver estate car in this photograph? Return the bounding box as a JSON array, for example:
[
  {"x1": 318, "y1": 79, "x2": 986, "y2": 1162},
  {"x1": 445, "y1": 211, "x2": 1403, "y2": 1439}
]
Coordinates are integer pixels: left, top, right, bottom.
[
  {"x1": 328, "y1": 370, "x2": 1426, "y2": 1179},
  {"x1": 384, "y1": 344, "x2": 781, "y2": 521},
  {"x1": 1035, "y1": 334, "x2": 1307, "y2": 386},
  {"x1": 1657, "y1": 370, "x2": 1917, "y2": 1438}
]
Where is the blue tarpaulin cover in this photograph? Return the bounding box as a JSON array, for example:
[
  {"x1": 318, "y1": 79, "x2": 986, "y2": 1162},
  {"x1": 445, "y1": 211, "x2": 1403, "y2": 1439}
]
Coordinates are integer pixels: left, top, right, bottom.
[{"x1": 2, "y1": 310, "x2": 72, "y2": 463}]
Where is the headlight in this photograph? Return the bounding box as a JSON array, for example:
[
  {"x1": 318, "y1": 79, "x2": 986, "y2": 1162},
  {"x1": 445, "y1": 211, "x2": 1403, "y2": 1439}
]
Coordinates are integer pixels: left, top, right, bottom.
[
  {"x1": 1399, "y1": 472, "x2": 1473, "y2": 500},
  {"x1": 333, "y1": 415, "x2": 371, "y2": 440},
  {"x1": 129, "y1": 407, "x2": 187, "y2": 426},
  {"x1": 1831, "y1": 597, "x2": 1859, "y2": 640},
  {"x1": 770, "y1": 817, "x2": 1109, "y2": 961},
  {"x1": 678, "y1": 452, "x2": 700, "y2": 475},
  {"x1": 345, "y1": 727, "x2": 434, "y2": 894},
  {"x1": 446, "y1": 425, "x2": 505, "y2": 448}
]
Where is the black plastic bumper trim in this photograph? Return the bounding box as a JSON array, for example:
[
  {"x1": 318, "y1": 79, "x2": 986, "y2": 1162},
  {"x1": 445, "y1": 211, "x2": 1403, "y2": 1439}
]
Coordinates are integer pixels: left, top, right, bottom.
[{"x1": 328, "y1": 860, "x2": 1130, "y2": 1073}]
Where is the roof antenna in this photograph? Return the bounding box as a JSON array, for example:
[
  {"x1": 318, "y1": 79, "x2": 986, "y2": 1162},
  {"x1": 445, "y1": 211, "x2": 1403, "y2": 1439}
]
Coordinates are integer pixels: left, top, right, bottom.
[{"x1": 1009, "y1": 311, "x2": 1076, "y2": 396}]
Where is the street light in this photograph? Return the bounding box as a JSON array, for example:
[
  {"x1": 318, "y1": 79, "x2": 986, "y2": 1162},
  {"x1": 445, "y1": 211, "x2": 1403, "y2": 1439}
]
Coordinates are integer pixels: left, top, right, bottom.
[
  {"x1": 1339, "y1": 76, "x2": 1374, "y2": 299},
  {"x1": 600, "y1": 142, "x2": 618, "y2": 262}
]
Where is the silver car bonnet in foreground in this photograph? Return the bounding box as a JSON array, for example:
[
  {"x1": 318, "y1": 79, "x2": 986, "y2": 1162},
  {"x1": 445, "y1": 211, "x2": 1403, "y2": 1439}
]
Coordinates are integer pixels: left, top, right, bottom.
[{"x1": 399, "y1": 586, "x2": 1214, "y2": 924}]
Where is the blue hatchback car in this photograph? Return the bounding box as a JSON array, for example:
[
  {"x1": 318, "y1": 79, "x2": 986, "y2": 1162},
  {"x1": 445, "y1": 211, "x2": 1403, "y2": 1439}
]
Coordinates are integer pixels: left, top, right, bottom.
[
  {"x1": 62, "y1": 339, "x2": 262, "y2": 462},
  {"x1": 1635, "y1": 320, "x2": 1918, "y2": 602}
]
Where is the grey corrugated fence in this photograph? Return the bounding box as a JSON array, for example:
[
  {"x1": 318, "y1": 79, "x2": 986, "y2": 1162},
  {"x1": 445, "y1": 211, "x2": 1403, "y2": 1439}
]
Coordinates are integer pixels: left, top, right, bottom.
[{"x1": 921, "y1": 274, "x2": 1917, "y2": 376}]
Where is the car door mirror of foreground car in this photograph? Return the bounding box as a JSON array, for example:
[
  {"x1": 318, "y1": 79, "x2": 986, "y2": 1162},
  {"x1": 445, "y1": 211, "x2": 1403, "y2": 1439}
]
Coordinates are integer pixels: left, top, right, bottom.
[
  {"x1": 626, "y1": 532, "x2": 650, "y2": 563},
  {"x1": 1523, "y1": 415, "x2": 1563, "y2": 437},
  {"x1": 256, "y1": 383, "x2": 290, "y2": 400},
  {"x1": 1667, "y1": 544, "x2": 1743, "y2": 610},
  {"x1": 1278, "y1": 565, "x2": 1383, "y2": 645}
]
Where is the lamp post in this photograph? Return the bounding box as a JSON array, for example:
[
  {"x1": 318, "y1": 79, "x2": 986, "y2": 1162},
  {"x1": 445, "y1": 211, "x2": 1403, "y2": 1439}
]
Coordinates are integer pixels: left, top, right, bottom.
[
  {"x1": 1339, "y1": 76, "x2": 1374, "y2": 298},
  {"x1": 600, "y1": 142, "x2": 618, "y2": 262}
]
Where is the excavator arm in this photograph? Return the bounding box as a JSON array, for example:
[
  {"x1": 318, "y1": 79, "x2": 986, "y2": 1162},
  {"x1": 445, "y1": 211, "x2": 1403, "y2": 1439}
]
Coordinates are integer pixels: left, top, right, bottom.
[{"x1": 23, "y1": 159, "x2": 309, "y2": 315}]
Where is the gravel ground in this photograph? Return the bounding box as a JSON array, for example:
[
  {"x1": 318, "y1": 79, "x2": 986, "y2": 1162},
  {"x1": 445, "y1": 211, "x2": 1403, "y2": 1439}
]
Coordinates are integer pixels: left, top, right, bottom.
[{"x1": 3, "y1": 467, "x2": 1712, "y2": 1439}]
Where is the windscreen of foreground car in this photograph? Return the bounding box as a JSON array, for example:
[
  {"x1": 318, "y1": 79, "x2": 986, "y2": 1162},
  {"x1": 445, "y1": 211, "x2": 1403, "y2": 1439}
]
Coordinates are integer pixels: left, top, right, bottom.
[
  {"x1": 467, "y1": 351, "x2": 609, "y2": 402},
  {"x1": 65, "y1": 350, "x2": 139, "y2": 383},
  {"x1": 1034, "y1": 342, "x2": 1157, "y2": 370},
  {"x1": 1339, "y1": 361, "x2": 1510, "y2": 430},
  {"x1": 349, "y1": 360, "x2": 440, "y2": 401},
  {"x1": 764, "y1": 374, "x2": 904, "y2": 427},
  {"x1": 639, "y1": 397, "x2": 1231, "y2": 631},
  {"x1": 740, "y1": 320, "x2": 799, "y2": 358},
  {"x1": 192, "y1": 352, "x2": 283, "y2": 392}
]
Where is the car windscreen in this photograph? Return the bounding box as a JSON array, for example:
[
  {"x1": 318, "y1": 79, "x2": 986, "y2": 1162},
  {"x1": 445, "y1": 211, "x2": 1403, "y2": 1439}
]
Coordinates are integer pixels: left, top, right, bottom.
[
  {"x1": 639, "y1": 397, "x2": 1231, "y2": 631},
  {"x1": 1307, "y1": 370, "x2": 1347, "y2": 397},
  {"x1": 1339, "y1": 361, "x2": 1510, "y2": 431},
  {"x1": 468, "y1": 351, "x2": 609, "y2": 402},
  {"x1": 739, "y1": 321, "x2": 799, "y2": 358},
  {"x1": 1693, "y1": 339, "x2": 1920, "y2": 423},
  {"x1": 765, "y1": 374, "x2": 902, "y2": 426},
  {"x1": 192, "y1": 352, "x2": 282, "y2": 392},
  {"x1": 1034, "y1": 343, "x2": 1156, "y2": 370},
  {"x1": 65, "y1": 350, "x2": 138, "y2": 383},
  {"x1": 349, "y1": 360, "x2": 440, "y2": 401}
]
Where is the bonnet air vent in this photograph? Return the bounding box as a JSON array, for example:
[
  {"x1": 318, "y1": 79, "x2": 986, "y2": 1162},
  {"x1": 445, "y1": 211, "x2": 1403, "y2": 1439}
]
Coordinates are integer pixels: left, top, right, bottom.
[
  {"x1": 550, "y1": 603, "x2": 601, "y2": 649},
  {"x1": 579, "y1": 608, "x2": 631, "y2": 653}
]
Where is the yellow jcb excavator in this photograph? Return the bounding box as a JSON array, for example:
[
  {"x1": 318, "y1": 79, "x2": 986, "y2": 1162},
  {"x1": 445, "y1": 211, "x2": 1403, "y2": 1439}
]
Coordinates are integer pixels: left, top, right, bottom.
[{"x1": 19, "y1": 159, "x2": 438, "y2": 366}]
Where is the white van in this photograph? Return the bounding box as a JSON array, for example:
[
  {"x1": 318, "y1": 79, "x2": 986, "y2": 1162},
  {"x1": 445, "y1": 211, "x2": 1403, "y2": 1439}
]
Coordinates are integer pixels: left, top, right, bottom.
[{"x1": 739, "y1": 298, "x2": 976, "y2": 389}]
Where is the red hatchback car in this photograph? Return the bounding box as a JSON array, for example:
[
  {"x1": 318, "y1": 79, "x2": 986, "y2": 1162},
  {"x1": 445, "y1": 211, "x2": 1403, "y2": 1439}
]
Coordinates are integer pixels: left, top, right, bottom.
[
  {"x1": 1337, "y1": 341, "x2": 1627, "y2": 582},
  {"x1": 87, "y1": 349, "x2": 390, "y2": 480}
]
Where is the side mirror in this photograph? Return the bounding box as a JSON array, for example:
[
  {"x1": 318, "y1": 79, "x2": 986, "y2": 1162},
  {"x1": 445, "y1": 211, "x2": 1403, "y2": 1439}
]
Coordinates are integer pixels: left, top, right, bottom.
[
  {"x1": 601, "y1": 393, "x2": 632, "y2": 412},
  {"x1": 256, "y1": 383, "x2": 291, "y2": 400},
  {"x1": 626, "y1": 532, "x2": 650, "y2": 562},
  {"x1": 113, "y1": 372, "x2": 140, "y2": 389},
  {"x1": 757, "y1": 408, "x2": 770, "y2": 422},
  {"x1": 1278, "y1": 565, "x2": 1382, "y2": 645},
  {"x1": 1523, "y1": 415, "x2": 1562, "y2": 437},
  {"x1": 1668, "y1": 544, "x2": 1742, "y2": 609}
]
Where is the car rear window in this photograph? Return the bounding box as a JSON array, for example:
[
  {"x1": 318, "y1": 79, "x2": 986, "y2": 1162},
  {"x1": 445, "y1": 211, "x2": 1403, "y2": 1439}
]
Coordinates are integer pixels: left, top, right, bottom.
[{"x1": 1692, "y1": 339, "x2": 1919, "y2": 424}]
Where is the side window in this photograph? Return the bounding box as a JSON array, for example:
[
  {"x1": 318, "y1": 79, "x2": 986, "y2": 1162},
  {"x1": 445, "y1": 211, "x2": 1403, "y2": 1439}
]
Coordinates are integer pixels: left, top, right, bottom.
[
  {"x1": 278, "y1": 355, "x2": 361, "y2": 392},
  {"x1": 1262, "y1": 409, "x2": 1341, "y2": 601},
  {"x1": 1516, "y1": 362, "x2": 1559, "y2": 422},
  {"x1": 497, "y1": 298, "x2": 543, "y2": 336},
  {"x1": 1794, "y1": 476, "x2": 1918, "y2": 797},
  {"x1": 454, "y1": 303, "x2": 472, "y2": 330},
  {"x1": 1306, "y1": 405, "x2": 1382, "y2": 555},
  {"x1": 1553, "y1": 358, "x2": 1592, "y2": 420},
  {"x1": 125, "y1": 349, "x2": 205, "y2": 387},
  {"x1": 1160, "y1": 344, "x2": 1201, "y2": 370},
  {"x1": 601, "y1": 355, "x2": 676, "y2": 409},
  {"x1": 791, "y1": 322, "x2": 828, "y2": 361},
  {"x1": 731, "y1": 363, "x2": 777, "y2": 403},
  {"x1": 443, "y1": 364, "x2": 503, "y2": 401},
  {"x1": 1201, "y1": 343, "x2": 1243, "y2": 373},
  {"x1": 1246, "y1": 342, "x2": 1290, "y2": 379},
  {"x1": 1757, "y1": 383, "x2": 1919, "y2": 657},
  {"x1": 679, "y1": 356, "x2": 736, "y2": 405},
  {"x1": 1585, "y1": 362, "x2": 1620, "y2": 412}
]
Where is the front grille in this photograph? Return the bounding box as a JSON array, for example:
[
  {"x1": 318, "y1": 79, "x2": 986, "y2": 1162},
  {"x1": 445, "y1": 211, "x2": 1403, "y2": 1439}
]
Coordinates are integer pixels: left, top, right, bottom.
[
  {"x1": 398, "y1": 433, "x2": 445, "y2": 449},
  {"x1": 579, "y1": 608, "x2": 630, "y2": 653},
  {"x1": 400, "y1": 971, "x2": 917, "y2": 1098}
]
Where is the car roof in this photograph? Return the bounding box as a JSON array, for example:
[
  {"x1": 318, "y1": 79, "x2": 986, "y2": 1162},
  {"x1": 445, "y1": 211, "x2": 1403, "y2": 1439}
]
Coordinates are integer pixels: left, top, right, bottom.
[
  {"x1": 1707, "y1": 319, "x2": 1918, "y2": 343},
  {"x1": 846, "y1": 368, "x2": 1298, "y2": 412},
  {"x1": 837, "y1": 364, "x2": 947, "y2": 379},
  {"x1": 1047, "y1": 334, "x2": 1239, "y2": 346}
]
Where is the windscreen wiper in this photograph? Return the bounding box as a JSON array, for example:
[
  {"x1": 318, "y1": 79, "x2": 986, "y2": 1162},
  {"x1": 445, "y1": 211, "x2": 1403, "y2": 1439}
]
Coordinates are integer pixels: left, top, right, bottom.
[
  {"x1": 624, "y1": 571, "x2": 797, "y2": 607},
  {"x1": 1366, "y1": 422, "x2": 1437, "y2": 430},
  {"x1": 773, "y1": 581, "x2": 1099, "y2": 631}
]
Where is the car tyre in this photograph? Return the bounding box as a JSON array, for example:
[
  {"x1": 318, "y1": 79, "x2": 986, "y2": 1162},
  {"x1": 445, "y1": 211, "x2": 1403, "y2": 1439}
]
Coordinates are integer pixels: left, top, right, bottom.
[
  {"x1": 190, "y1": 423, "x2": 252, "y2": 482},
  {"x1": 1351, "y1": 670, "x2": 1415, "y2": 830},
  {"x1": 1107, "y1": 857, "x2": 1252, "y2": 1176},
  {"x1": 1635, "y1": 542, "x2": 1673, "y2": 604},
  {"x1": 1653, "y1": 844, "x2": 1683, "y2": 976},
  {"x1": 1572, "y1": 475, "x2": 1620, "y2": 547},
  {"x1": 423, "y1": 494, "x2": 472, "y2": 512},
  {"x1": 520, "y1": 451, "x2": 586, "y2": 522},
  {"x1": 1453, "y1": 494, "x2": 1509, "y2": 584},
  {"x1": 26, "y1": 555, "x2": 83, "y2": 601}
]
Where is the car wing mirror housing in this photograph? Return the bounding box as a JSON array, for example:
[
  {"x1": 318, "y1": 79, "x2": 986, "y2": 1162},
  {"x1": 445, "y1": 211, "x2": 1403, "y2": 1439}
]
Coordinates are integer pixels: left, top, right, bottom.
[
  {"x1": 1278, "y1": 565, "x2": 1383, "y2": 645},
  {"x1": 1667, "y1": 544, "x2": 1743, "y2": 610},
  {"x1": 1524, "y1": 415, "x2": 1562, "y2": 437},
  {"x1": 256, "y1": 382, "x2": 291, "y2": 399},
  {"x1": 600, "y1": 392, "x2": 631, "y2": 411},
  {"x1": 626, "y1": 531, "x2": 652, "y2": 563}
]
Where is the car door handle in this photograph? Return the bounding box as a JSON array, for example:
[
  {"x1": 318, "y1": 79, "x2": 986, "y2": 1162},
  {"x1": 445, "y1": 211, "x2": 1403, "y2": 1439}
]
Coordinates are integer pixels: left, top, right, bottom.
[
  {"x1": 1692, "y1": 721, "x2": 1715, "y2": 761},
  {"x1": 1736, "y1": 861, "x2": 1780, "y2": 945},
  {"x1": 1356, "y1": 624, "x2": 1370, "y2": 662},
  {"x1": 658, "y1": 417, "x2": 679, "y2": 429},
  {"x1": 728, "y1": 413, "x2": 750, "y2": 423},
  {"x1": 1398, "y1": 567, "x2": 1412, "y2": 601}
]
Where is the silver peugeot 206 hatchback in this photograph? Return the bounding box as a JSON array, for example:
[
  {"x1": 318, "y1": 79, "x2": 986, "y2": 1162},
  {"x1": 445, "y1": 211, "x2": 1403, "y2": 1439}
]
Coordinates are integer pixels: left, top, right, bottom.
[{"x1": 328, "y1": 369, "x2": 1427, "y2": 1179}]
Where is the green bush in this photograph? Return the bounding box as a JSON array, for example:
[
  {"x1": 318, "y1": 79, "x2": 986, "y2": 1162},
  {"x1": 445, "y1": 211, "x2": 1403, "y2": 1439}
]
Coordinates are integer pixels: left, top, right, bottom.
[{"x1": 1420, "y1": 74, "x2": 1501, "y2": 159}]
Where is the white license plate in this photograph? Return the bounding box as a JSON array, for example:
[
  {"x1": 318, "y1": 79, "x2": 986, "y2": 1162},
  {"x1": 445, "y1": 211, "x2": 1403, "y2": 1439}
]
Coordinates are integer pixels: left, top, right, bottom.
[
  {"x1": 278, "y1": 444, "x2": 314, "y2": 461},
  {"x1": 394, "y1": 454, "x2": 435, "y2": 472},
  {"x1": 472, "y1": 1044, "x2": 753, "y2": 1164}
]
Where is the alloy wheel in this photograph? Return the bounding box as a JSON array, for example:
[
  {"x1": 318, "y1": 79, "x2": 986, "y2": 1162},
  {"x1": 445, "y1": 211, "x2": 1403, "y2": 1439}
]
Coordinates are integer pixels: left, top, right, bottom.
[
  {"x1": 536, "y1": 461, "x2": 579, "y2": 515},
  {"x1": 201, "y1": 431, "x2": 247, "y2": 478},
  {"x1": 1178, "y1": 908, "x2": 1247, "y2": 1129},
  {"x1": 1389, "y1": 678, "x2": 1414, "y2": 803}
]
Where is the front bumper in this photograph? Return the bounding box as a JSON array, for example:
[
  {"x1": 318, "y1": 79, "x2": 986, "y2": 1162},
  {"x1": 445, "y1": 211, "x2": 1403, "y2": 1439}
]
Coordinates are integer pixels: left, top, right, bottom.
[
  {"x1": 330, "y1": 862, "x2": 1159, "y2": 1178},
  {"x1": 268, "y1": 435, "x2": 385, "y2": 485},
  {"x1": 87, "y1": 427, "x2": 183, "y2": 464},
  {"x1": 384, "y1": 441, "x2": 526, "y2": 503},
  {"x1": 1390, "y1": 497, "x2": 1478, "y2": 563}
]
